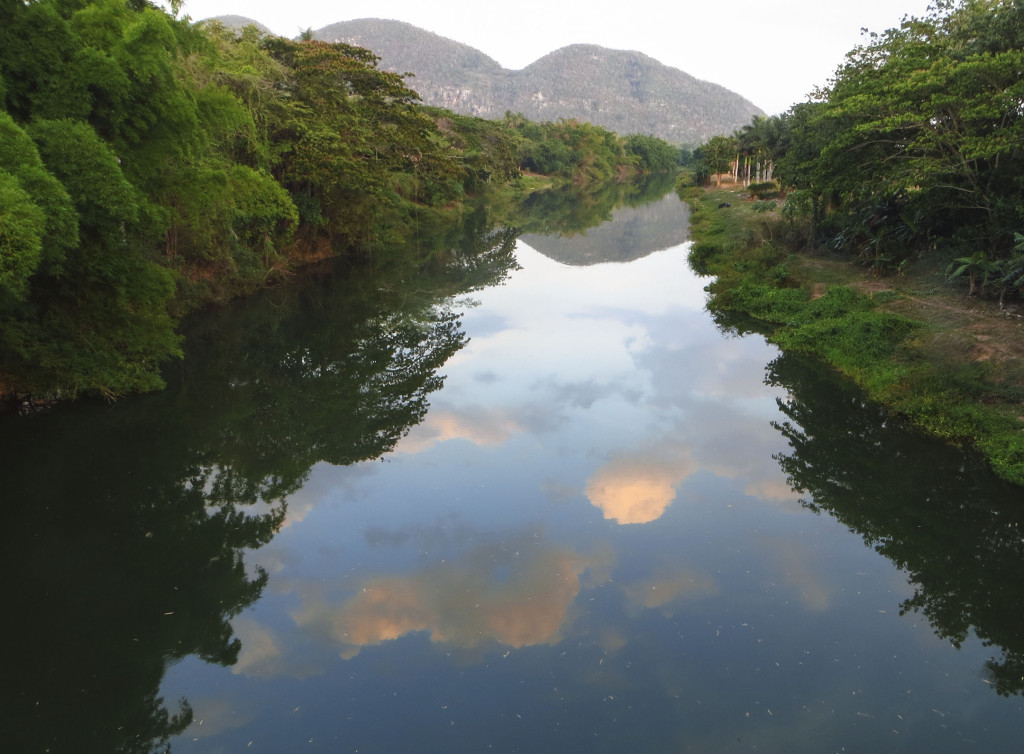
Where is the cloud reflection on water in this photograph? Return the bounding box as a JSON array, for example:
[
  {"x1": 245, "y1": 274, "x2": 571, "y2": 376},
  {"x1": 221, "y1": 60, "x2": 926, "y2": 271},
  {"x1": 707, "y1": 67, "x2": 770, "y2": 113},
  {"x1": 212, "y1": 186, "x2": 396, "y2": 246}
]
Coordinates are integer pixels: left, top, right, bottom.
[
  {"x1": 584, "y1": 450, "x2": 700, "y2": 524},
  {"x1": 234, "y1": 537, "x2": 615, "y2": 673},
  {"x1": 394, "y1": 406, "x2": 524, "y2": 454},
  {"x1": 623, "y1": 570, "x2": 720, "y2": 615}
]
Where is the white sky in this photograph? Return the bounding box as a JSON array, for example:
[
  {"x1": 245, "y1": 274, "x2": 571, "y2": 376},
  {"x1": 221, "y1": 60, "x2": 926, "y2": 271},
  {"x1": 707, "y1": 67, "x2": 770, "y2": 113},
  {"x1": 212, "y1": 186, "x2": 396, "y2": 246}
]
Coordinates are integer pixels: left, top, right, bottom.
[{"x1": 170, "y1": 0, "x2": 935, "y2": 116}]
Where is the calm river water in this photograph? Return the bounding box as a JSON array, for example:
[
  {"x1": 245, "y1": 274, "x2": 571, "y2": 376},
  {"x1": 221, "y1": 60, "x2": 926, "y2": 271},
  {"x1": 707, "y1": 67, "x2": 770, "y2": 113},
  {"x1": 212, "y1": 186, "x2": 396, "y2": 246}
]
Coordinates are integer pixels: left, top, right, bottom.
[{"x1": 5, "y1": 186, "x2": 1024, "y2": 753}]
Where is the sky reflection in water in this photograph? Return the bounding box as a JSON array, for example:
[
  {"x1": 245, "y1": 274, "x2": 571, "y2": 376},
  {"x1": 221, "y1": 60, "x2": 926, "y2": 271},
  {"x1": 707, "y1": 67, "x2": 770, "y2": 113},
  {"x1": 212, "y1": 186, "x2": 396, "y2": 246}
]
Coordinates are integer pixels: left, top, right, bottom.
[{"x1": 163, "y1": 194, "x2": 1024, "y2": 753}]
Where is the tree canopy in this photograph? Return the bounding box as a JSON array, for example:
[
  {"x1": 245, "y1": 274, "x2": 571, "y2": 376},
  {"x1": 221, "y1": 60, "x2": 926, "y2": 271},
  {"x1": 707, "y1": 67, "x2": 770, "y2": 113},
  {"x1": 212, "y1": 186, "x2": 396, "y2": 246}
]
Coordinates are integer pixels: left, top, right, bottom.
[{"x1": 690, "y1": 0, "x2": 1024, "y2": 292}]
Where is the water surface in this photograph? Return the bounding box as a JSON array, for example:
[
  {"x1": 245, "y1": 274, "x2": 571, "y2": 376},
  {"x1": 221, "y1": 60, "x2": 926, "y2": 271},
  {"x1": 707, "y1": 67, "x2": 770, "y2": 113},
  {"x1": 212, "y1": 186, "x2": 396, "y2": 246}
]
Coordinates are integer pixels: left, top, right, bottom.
[{"x1": 5, "y1": 188, "x2": 1024, "y2": 753}]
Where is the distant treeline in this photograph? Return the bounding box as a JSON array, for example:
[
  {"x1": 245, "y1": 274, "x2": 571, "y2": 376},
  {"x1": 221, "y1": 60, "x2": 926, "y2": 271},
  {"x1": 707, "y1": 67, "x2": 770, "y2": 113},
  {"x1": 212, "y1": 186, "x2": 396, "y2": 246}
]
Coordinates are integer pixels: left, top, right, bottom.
[
  {"x1": 0, "y1": 0, "x2": 682, "y2": 399},
  {"x1": 690, "y1": 0, "x2": 1024, "y2": 291}
]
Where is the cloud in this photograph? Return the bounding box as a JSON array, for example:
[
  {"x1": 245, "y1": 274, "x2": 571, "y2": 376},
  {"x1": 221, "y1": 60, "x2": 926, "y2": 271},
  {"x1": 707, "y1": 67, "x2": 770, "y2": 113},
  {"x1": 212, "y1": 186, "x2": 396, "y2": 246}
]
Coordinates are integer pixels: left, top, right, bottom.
[
  {"x1": 231, "y1": 616, "x2": 323, "y2": 679},
  {"x1": 394, "y1": 406, "x2": 522, "y2": 454},
  {"x1": 585, "y1": 452, "x2": 699, "y2": 524},
  {"x1": 541, "y1": 376, "x2": 644, "y2": 410},
  {"x1": 743, "y1": 477, "x2": 802, "y2": 504},
  {"x1": 624, "y1": 570, "x2": 719, "y2": 615},
  {"x1": 179, "y1": 697, "x2": 254, "y2": 739},
  {"x1": 288, "y1": 542, "x2": 614, "y2": 660},
  {"x1": 763, "y1": 538, "x2": 833, "y2": 611}
]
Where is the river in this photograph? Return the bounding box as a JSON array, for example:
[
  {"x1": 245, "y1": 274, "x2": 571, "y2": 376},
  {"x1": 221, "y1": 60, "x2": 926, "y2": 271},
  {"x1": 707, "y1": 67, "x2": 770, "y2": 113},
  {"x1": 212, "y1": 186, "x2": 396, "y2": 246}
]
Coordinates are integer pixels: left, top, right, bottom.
[{"x1": 4, "y1": 184, "x2": 1024, "y2": 752}]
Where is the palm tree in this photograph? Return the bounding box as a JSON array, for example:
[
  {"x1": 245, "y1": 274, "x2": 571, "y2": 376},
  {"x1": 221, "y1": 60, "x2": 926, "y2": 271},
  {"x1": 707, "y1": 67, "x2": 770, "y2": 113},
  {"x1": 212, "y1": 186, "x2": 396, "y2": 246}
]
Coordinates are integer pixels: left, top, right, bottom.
[{"x1": 734, "y1": 116, "x2": 782, "y2": 186}]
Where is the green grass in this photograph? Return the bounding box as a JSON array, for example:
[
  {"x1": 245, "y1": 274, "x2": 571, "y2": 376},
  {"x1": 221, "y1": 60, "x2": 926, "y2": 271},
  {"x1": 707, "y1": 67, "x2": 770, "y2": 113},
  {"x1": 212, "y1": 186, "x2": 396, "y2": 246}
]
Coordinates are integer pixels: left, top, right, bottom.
[{"x1": 681, "y1": 184, "x2": 1024, "y2": 487}]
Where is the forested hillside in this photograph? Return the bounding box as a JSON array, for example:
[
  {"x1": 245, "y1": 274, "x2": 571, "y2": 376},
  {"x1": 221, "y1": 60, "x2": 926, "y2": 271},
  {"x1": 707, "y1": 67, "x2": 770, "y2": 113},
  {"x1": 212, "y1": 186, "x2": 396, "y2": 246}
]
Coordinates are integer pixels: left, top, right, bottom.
[{"x1": 0, "y1": 1, "x2": 679, "y2": 401}]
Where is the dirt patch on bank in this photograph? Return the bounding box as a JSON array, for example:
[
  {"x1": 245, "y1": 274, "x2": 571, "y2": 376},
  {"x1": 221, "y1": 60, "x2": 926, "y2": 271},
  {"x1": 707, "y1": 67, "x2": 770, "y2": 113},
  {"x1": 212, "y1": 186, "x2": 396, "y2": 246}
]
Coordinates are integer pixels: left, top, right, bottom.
[{"x1": 795, "y1": 254, "x2": 1024, "y2": 381}]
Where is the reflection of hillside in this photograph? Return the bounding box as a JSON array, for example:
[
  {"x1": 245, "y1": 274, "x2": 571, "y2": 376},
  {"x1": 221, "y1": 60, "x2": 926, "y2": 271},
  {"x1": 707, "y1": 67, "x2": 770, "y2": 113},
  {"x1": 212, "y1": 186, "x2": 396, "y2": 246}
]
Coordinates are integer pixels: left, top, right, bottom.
[
  {"x1": 767, "y1": 351, "x2": 1024, "y2": 696},
  {"x1": 521, "y1": 192, "x2": 690, "y2": 266}
]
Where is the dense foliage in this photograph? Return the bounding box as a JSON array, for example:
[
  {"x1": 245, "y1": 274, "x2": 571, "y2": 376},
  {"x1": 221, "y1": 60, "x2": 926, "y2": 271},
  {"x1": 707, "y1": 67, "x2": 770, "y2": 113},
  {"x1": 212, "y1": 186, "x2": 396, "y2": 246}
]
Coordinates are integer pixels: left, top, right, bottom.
[
  {"x1": 503, "y1": 112, "x2": 682, "y2": 182},
  {"x1": 691, "y1": 0, "x2": 1024, "y2": 292},
  {"x1": 0, "y1": 1, "x2": 678, "y2": 400}
]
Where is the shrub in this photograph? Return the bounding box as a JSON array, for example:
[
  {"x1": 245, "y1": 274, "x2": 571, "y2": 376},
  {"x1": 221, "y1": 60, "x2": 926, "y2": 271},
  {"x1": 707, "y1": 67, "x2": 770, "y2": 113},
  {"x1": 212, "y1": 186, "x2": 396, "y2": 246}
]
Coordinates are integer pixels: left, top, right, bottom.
[{"x1": 748, "y1": 181, "x2": 779, "y2": 199}]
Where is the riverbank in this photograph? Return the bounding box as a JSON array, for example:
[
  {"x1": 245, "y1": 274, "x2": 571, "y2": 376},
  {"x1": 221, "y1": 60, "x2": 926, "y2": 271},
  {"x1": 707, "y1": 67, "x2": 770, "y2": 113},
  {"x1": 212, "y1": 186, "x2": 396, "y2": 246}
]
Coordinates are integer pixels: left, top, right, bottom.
[{"x1": 680, "y1": 183, "x2": 1024, "y2": 486}]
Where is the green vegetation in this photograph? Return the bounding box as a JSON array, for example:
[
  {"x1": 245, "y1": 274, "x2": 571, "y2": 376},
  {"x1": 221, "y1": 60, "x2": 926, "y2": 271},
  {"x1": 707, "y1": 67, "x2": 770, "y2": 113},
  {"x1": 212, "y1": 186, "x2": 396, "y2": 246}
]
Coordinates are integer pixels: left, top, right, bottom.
[
  {"x1": 682, "y1": 183, "x2": 1024, "y2": 486},
  {"x1": 687, "y1": 0, "x2": 1024, "y2": 288},
  {"x1": 502, "y1": 113, "x2": 682, "y2": 183},
  {"x1": 0, "y1": 1, "x2": 678, "y2": 401},
  {"x1": 2, "y1": 216, "x2": 522, "y2": 750},
  {"x1": 682, "y1": 0, "x2": 1024, "y2": 485},
  {"x1": 768, "y1": 349, "x2": 1024, "y2": 697}
]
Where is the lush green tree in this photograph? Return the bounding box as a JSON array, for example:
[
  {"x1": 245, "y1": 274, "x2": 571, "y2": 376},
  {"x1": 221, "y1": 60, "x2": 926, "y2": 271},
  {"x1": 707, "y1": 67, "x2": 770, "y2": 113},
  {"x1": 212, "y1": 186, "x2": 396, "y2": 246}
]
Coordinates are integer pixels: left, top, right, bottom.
[
  {"x1": 69, "y1": 0, "x2": 202, "y2": 183},
  {"x1": 0, "y1": 112, "x2": 79, "y2": 277},
  {"x1": 0, "y1": 172, "x2": 45, "y2": 302},
  {"x1": 507, "y1": 116, "x2": 641, "y2": 183},
  {"x1": 773, "y1": 102, "x2": 832, "y2": 236},
  {"x1": 522, "y1": 137, "x2": 574, "y2": 175},
  {"x1": 160, "y1": 163, "x2": 298, "y2": 283},
  {"x1": 623, "y1": 133, "x2": 680, "y2": 173},
  {"x1": 773, "y1": 0, "x2": 1024, "y2": 280},
  {"x1": 430, "y1": 109, "x2": 521, "y2": 193},
  {"x1": 3, "y1": 118, "x2": 182, "y2": 397},
  {"x1": 257, "y1": 37, "x2": 465, "y2": 249},
  {"x1": 693, "y1": 134, "x2": 736, "y2": 185},
  {"x1": 733, "y1": 115, "x2": 782, "y2": 185}
]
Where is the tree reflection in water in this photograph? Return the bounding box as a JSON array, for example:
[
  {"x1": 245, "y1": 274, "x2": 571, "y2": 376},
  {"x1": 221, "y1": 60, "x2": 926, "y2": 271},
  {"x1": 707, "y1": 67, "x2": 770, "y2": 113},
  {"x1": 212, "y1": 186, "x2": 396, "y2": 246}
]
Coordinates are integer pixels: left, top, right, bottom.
[
  {"x1": 0, "y1": 225, "x2": 519, "y2": 753},
  {"x1": 0, "y1": 178, "x2": 681, "y2": 752},
  {"x1": 767, "y1": 350, "x2": 1024, "y2": 696}
]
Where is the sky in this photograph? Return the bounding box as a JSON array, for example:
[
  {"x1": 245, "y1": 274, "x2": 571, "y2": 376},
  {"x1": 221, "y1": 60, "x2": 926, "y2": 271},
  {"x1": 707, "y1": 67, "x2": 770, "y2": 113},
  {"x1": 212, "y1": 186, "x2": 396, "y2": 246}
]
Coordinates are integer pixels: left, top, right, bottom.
[{"x1": 170, "y1": 0, "x2": 936, "y2": 116}]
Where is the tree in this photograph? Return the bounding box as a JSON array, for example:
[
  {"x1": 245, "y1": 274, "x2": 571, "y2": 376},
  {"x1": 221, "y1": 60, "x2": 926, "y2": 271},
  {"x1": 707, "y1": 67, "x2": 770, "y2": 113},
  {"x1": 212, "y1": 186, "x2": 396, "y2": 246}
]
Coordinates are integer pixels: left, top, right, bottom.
[
  {"x1": 259, "y1": 37, "x2": 464, "y2": 247},
  {"x1": 777, "y1": 0, "x2": 1024, "y2": 278},
  {"x1": 734, "y1": 115, "x2": 782, "y2": 185},
  {"x1": 694, "y1": 134, "x2": 737, "y2": 186},
  {"x1": 7, "y1": 118, "x2": 182, "y2": 397},
  {"x1": 946, "y1": 250, "x2": 1002, "y2": 296},
  {"x1": 0, "y1": 172, "x2": 45, "y2": 302},
  {"x1": 0, "y1": 112, "x2": 79, "y2": 278},
  {"x1": 623, "y1": 133, "x2": 680, "y2": 173}
]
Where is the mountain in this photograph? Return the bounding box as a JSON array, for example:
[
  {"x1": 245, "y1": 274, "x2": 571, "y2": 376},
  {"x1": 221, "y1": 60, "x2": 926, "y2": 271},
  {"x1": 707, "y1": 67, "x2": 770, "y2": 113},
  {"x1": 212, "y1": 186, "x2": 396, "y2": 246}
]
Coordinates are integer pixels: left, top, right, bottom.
[
  {"x1": 522, "y1": 192, "x2": 692, "y2": 266},
  {"x1": 509, "y1": 44, "x2": 762, "y2": 146},
  {"x1": 204, "y1": 16, "x2": 762, "y2": 144},
  {"x1": 203, "y1": 15, "x2": 272, "y2": 35},
  {"x1": 311, "y1": 19, "x2": 762, "y2": 145},
  {"x1": 312, "y1": 18, "x2": 516, "y2": 120}
]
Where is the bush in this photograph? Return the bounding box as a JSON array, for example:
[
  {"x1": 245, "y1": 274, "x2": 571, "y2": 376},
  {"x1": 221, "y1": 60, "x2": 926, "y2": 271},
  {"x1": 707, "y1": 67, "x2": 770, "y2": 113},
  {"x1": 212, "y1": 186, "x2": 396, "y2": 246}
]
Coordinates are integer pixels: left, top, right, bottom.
[
  {"x1": 748, "y1": 181, "x2": 779, "y2": 199},
  {"x1": 688, "y1": 241, "x2": 723, "y2": 275}
]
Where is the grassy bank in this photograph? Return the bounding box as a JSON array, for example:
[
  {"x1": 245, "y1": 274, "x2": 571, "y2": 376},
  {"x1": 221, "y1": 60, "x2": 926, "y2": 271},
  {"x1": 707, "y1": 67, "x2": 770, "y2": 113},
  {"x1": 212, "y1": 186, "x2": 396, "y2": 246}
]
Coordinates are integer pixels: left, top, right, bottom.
[{"x1": 681, "y1": 184, "x2": 1024, "y2": 486}]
